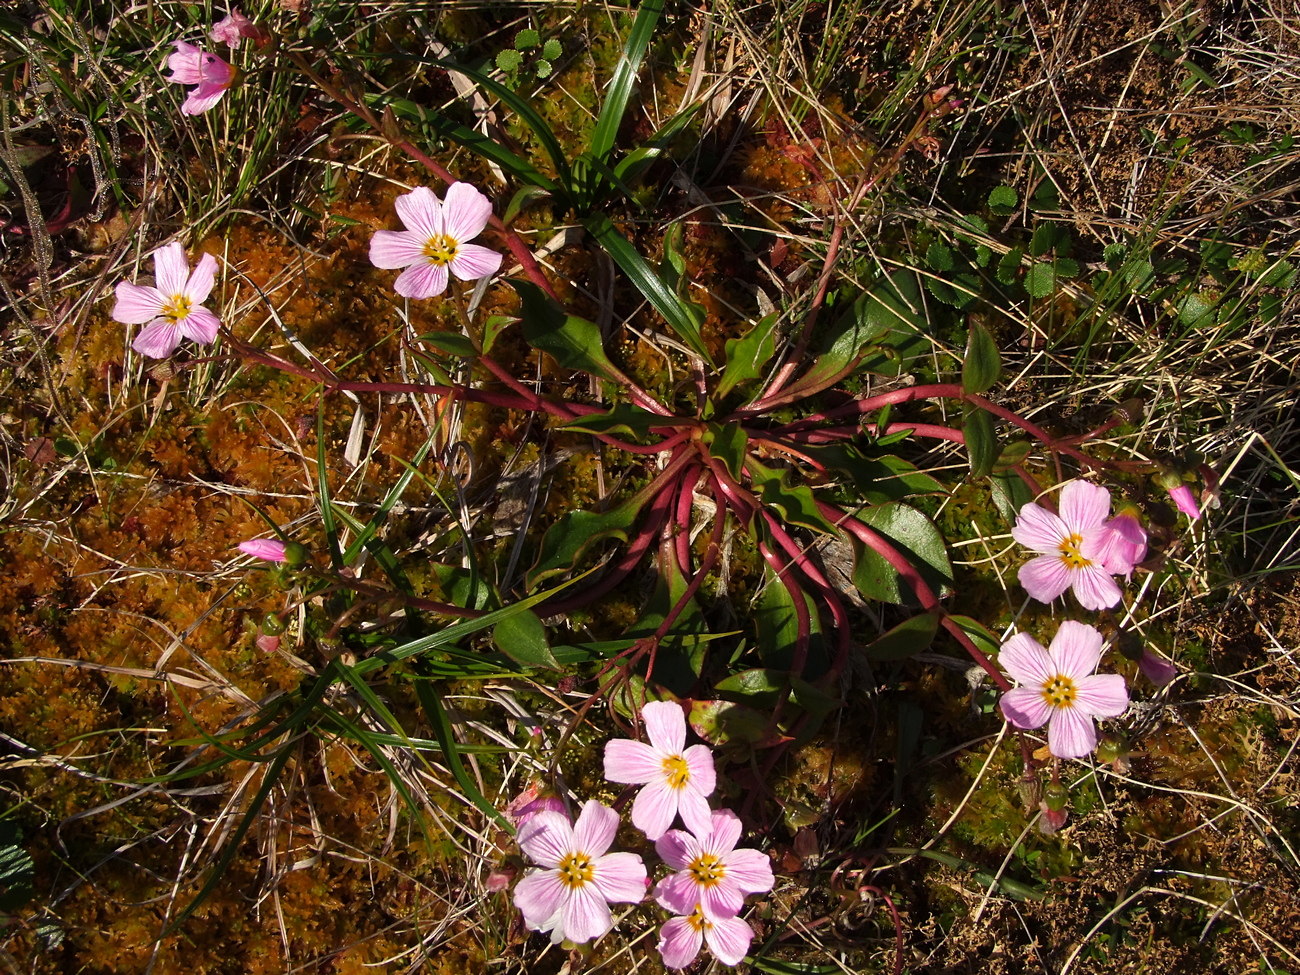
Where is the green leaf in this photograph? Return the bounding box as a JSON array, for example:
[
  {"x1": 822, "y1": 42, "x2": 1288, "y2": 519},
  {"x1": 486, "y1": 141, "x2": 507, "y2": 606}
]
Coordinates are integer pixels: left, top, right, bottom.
[
  {"x1": 962, "y1": 319, "x2": 1000, "y2": 394},
  {"x1": 542, "y1": 39, "x2": 562, "y2": 60},
  {"x1": 996, "y1": 247, "x2": 1023, "y2": 286},
  {"x1": 705, "y1": 422, "x2": 749, "y2": 482},
  {"x1": 535, "y1": 59, "x2": 553, "y2": 79},
  {"x1": 689, "y1": 699, "x2": 788, "y2": 748},
  {"x1": 1177, "y1": 292, "x2": 1215, "y2": 328},
  {"x1": 1029, "y1": 223, "x2": 1059, "y2": 257},
  {"x1": 864, "y1": 611, "x2": 940, "y2": 661},
  {"x1": 0, "y1": 824, "x2": 34, "y2": 913},
  {"x1": 963, "y1": 404, "x2": 998, "y2": 478},
  {"x1": 749, "y1": 459, "x2": 840, "y2": 534},
  {"x1": 561, "y1": 404, "x2": 666, "y2": 439},
  {"x1": 514, "y1": 28, "x2": 540, "y2": 49},
  {"x1": 502, "y1": 184, "x2": 552, "y2": 224},
  {"x1": 717, "y1": 313, "x2": 780, "y2": 399},
  {"x1": 589, "y1": 0, "x2": 664, "y2": 164},
  {"x1": 492, "y1": 609, "x2": 559, "y2": 670},
  {"x1": 803, "y1": 444, "x2": 942, "y2": 503},
  {"x1": 1024, "y1": 262, "x2": 1056, "y2": 298},
  {"x1": 926, "y1": 241, "x2": 954, "y2": 271},
  {"x1": 1053, "y1": 256, "x2": 1080, "y2": 278},
  {"x1": 527, "y1": 498, "x2": 643, "y2": 588},
  {"x1": 511, "y1": 279, "x2": 621, "y2": 380},
  {"x1": 851, "y1": 504, "x2": 954, "y2": 605},
  {"x1": 988, "y1": 185, "x2": 1018, "y2": 209},
  {"x1": 993, "y1": 439, "x2": 1032, "y2": 472},
  {"x1": 946, "y1": 614, "x2": 1001, "y2": 658},
  {"x1": 582, "y1": 214, "x2": 713, "y2": 362},
  {"x1": 495, "y1": 49, "x2": 522, "y2": 72},
  {"x1": 417, "y1": 331, "x2": 478, "y2": 358},
  {"x1": 714, "y1": 668, "x2": 786, "y2": 706}
]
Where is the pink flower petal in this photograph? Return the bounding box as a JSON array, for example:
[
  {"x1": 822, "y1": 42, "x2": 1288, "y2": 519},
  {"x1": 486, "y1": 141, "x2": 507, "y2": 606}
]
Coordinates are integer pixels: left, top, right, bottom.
[
  {"x1": 1049, "y1": 620, "x2": 1104, "y2": 680},
  {"x1": 643, "y1": 700, "x2": 687, "y2": 754},
  {"x1": 153, "y1": 242, "x2": 191, "y2": 296},
  {"x1": 166, "y1": 41, "x2": 205, "y2": 84},
  {"x1": 517, "y1": 810, "x2": 573, "y2": 868},
  {"x1": 1018, "y1": 553, "x2": 1071, "y2": 603},
  {"x1": 1069, "y1": 565, "x2": 1121, "y2": 610},
  {"x1": 630, "y1": 779, "x2": 679, "y2": 841},
  {"x1": 676, "y1": 787, "x2": 714, "y2": 839},
  {"x1": 603, "y1": 738, "x2": 661, "y2": 784},
  {"x1": 179, "y1": 305, "x2": 221, "y2": 345},
  {"x1": 560, "y1": 882, "x2": 614, "y2": 944},
  {"x1": 570, "y1": 800, "x2": 618, "y2": 857},
  {"x1": 1047, "y1": 706, "x2": 1097, "y2": 759},
  {"x1": 1011, "y1": 502, "x2": 1069, "y2": 553},
  {"x1": 653, "y1": 871, "x2": 699, "y2": 916},
  {"x1": 704, "y1": 808, "x2": 742, "y2": 852},
  {"x1": 590, "y1": 851, "x2": 647, "y2": 904},
  {"x1": 658, "y1": 916, "x2": 703, "y2": 969},
  {"x1": 185, "y1": 252, "x2": 219, "y2": 303},
  {"x1": 112, "y1": 282, "x2": 166, "y2": 324},
  {"x1": 997, "y1": 633, "x2": 1055, "y2": 687},
  {"x1": 394, "y1": 261, "x2": 449, "y2": 299},
  {"x1": 1073, "y1": 673, "x2": 1128, "y2": 718},
  {"x1": 1138, "y1": 650, "x2": 1177, "y2": 687},
  {"x1": 704, "y1": 914, "x2": 755, "y2": 966},
  {"x1": 1000, "y1": 687, "x2": 1052, "y2": 730},
  {"x1": 449, "y1": 243, "x2": 503, "y2": 282},
  {"x1": 182, "y1": 86, "x2": 228, "y2": 115},
  {"x1": 1168, "y1": 483, "x2": 1201, "y2": 521},
  {"x1": 238, "y1": 539, "x2": 287, "y2": 562},
  {"x1": 654, "y1": 829, "x2": 697, "y2": 872},
  {"x1": 369, "y1": 229, "x2": 426, "y2": 270},
  {"x1": 441, "y1": 181, "x2": 494, "y2": 242},
  {"x1": 721, "y1": 848, "x2": 774, "y2": 895},
  {"x1": 513, "y1": 870, "x2": 567, "y2": 929},
  {"x1": 699, "y1": 879, "x2": 744, "y2": 919},
  {"x1": 682, "y1": 744, "x2": 716, "y2": 799},
  {"x1": 394, "y1": 187, "x2": 443, "y2": 240},
  {"x1": 132, "y1": 319, "x2": 182, "y2": 358},
  {"x1": 1058, "y1": 480, "x2": 1111, "y2": 531}
]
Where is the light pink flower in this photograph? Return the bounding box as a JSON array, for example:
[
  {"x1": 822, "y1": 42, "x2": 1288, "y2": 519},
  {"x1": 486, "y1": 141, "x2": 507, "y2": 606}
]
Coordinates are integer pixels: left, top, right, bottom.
[
  {"x1": 165, "y1": 41, "x2": 236, "y2": 115},
  {"x1": 1167, "y1": 483, "x2": 1201, "y2": 521},
  {"x1": 604, "y1": 701, "x2": 716, "y2": 840},
  {"x1": 653, "y1": 809, "x2": 774, "y2": 919},
  {"x1": 513, "y1": 801, "x2": 647, "y2": 945},
  {"x1": 368, "y1": 183, "x2": 503, "y2": 299},
  {"x1": 112, "y1": 242, "x2": 221, "y2": 358},
  {"x1": 210, "y1": 8, "x2": 266, "y2": 48},
  {"x1": 998, "y1": 621, "x2": 1129, "y2": 760},
  {"x1": 1089, "y1": 508, "x2": 1148, "y2": 579},
  {"x1": 239, "y1": 538, "x2": 288, "y2": 562},
  {"x1": 658, "y1": 905, "x2": 756, "y2": 969},
  {"x1": 1011, "y1": 480, "x2": 1123, "y2": 610}
]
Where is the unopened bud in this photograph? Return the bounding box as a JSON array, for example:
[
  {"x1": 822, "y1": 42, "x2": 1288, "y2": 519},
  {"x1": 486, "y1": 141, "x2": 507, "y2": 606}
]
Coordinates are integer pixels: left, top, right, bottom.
[{"x1": 1042, "y1": 782, "x2": 1069, "y2": 812}]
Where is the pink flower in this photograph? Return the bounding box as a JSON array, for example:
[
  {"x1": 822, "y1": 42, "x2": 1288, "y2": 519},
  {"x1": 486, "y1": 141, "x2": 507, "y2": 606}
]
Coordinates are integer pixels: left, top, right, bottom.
[
  {"x1": 210, "y1": 8, "x2": 267, "y2": 48},
  {"x1": 369, "y1": 183, "x2": 503, "y2": 298},
  {"x1": 998, "y1": 621, "x2": 1129, "y2": 760},
  {"x1": 604, "y1": 701, "x2": 716, "y2": 840},
  {"x1": 653, "y1": 809, "x2": 774, "y2": 919},
  {"x1": 1011, "y1": 480, "x2": 1124, "y2": 610},
  {"x1": 513, "y1": 801, "x2": 647, "y2": 945},
  {"x1": 112, "y1": 242, "x2": 221, "y2": 358},
  {"x1": 1089, "y1": 507, "x2": 1148, "y2": 579},
  {"x1": 255, "y1": 634, "x2": 281, "y2": 653},
  {"x1": 1167, "y1": 483, "x2": 1201, "y2": 521},
  {"x1": 658, "y1": 905, "x2": 756, "y2": 969},
  {"x1": 165, "y1": 41, "x2": 236, "y2": 115},
  {"x1": 239, "y1": 538, "x2": 288, "y2": 562}
]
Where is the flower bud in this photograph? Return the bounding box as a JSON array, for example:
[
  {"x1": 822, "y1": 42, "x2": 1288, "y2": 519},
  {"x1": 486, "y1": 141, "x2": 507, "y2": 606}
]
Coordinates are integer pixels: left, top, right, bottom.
[{"x1": 1042, "y1": 782, "x2": 1069, "y2": 812}]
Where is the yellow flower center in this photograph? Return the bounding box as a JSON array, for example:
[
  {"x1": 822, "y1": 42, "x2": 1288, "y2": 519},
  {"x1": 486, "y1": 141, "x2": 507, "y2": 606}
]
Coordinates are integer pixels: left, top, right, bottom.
[
  {"x1": 662, "y1": 754, "x2": 691, "y2": 790},
  {"x1": 422, "y1": 234, "x2": 460, "y2": 266},
  {"x1": 1057, "y1": 532, "x2": 1092, "y2": 570},
  {"x1": 686, "y1": 904, "x2": 713, "y2": 933},
  {"x1": 1040, "y1": 674, "x2": 1078, "y2": 709},
  {"x1": 160, "y1": 294, "x2": 192, "y2": 322},
  {"x1": 556, "y1": 852, "x2": 595, "y2": 890},
  {"x1": 688, "y1": 853, "x2": 727, "y2": 887}
]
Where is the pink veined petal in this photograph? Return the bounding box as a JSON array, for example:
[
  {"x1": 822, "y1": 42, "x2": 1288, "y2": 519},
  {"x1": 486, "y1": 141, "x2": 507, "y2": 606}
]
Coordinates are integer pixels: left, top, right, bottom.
[
  {"x1": 448, "y1": 243, "x2": 503, "y2": 282},
  {"x1": 630, "y1": 780, "x2": 679, "y2": 841},
  {"x1": 167, "y1": 41, "x2": 205, "y2": 84},
  {"x1": 1011, "y1": 502, "x2": 1069, "y2": 554},
  {"x1": 603, "y1": 738, "x2": 662, "y2": 784},
  {"x1": 653, "y1": 871, "x2": 700, "y2": 916},
  {"x1": 1047, "y1": 706, "x2": 1098, "y2": 760},
  {"x1": 1059, "y1": 480, "x2": 1112, "y2": 532},
  {"x1": 1082, "y1": 525, "x2": 1133, "y2": 577},
  {"x1": 704, "y1": 914, "x2": 755, "y2": 966},
  {"x1": 393, "y1": 261, "x2": 449, "y2": 299},
  {"x1": 153, "y1": 242, "x2": 190, "y2": 296},
  {"x1": 703, "y1": 808, "x2": 742, "y2": 853},
  {"x1": 1000, "y1": 687, "x2": 1053, "y2": 730},
  {"x1": 658, "y1": 916, "x2": 703, "y2": 970},
  {"x1": 199, "y1": 53, "x2": 235, "y2": 88},
  {"x1": 682, "y1": 744, "x2": 716, "y2": 799},
  {"x1": 676, "y1": 787, "x2": 714, "y2": 839},
  {"x1": 184, "y1": 252, "x2": 219, "y2": 303},
  {"x1": 698, "y1": 879, "x2": 744, "y2": 919},
  {"x1": 720, "y1": 848, "x2": 774, "y2": 896},
  {"x1": 178, "y1": 305, "x2": 221, "y2": 345},
  {"x1": 1073, "y1": 673, "x2": 1129, "y2": 718},
  {"x1": 513, "y1": 869, "x2": 568, "y2": 928},
  {"x1": 369, "y1": 230, "x2": 426, "y2": 270},
  {"x1": 642, "y1": 700, "x2": 687, "y2": 754},
  {"x1": 1018, "y1": 553, "x2": 1072, "y2": 604},
  {"x1": 560, "y1": 882, "x2": 613, "y2": 944},
  {"x1": 1069, "y1": 565, "x2": 1122, "y2": 611},
  {"x1": 997, "y1": 633, "x2": 1056, "y2": 687},
  {"x1": 394, "y1": 187, "x2": 443, "y2": 240},
  {"x1": 571, "y1": 801, "x2": 619, "y2": 858},
  {"x1": 238, "y1": 539, "x2": 287, "y2": 562},
  {"x1": 590, "y1": 851, "x2": 648, "y2": 904},
  {"x1": 1049, "y1": 620, "x2": 1105, "y2": 681},
  {"x1": 517, "y1": 811, "x2": 574, "y2": 868},
  {"x1": 112, "y1": 282, "x2": 166, "y2": 324},
  {"x1": 182, "y1": 85, "x2": 228, "y2": 115},
  {"x1": 654, "y1": 829, "x2": 698, "y2": 872},
  {"x1": 441, "y1": 181, "x2": 494, "y2": 243},
  {"x1": 132, "y1": 319, "x2": 182, "y2": 358}
]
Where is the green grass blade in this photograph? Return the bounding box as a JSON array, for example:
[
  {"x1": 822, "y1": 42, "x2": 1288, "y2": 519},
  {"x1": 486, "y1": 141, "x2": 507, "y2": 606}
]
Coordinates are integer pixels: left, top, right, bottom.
[
  {"x1": 316, "y1": 404, "x2": 344, "y2": 569},
  {"x1": 589, "y1": 0, "x2": 665, "y2": 163},
  {"x1": 414, "y1": 679, "x2": 510, "y2": 830}
]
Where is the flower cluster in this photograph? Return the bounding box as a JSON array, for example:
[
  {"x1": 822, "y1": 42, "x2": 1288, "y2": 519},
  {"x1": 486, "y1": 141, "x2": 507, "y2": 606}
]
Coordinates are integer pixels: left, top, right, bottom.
[{"x1": 510, "y1": 701, "x2": 773, "y2": 969}]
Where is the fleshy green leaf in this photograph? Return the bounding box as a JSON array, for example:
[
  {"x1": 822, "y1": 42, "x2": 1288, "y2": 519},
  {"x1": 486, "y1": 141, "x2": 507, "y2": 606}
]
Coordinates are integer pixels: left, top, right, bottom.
[
  {"x1": 716, "y1": 313, "x2": 780, "y2": 399},
  {"x1": 988, "y1": 185, "x2": 1018, "y2": 209},
  {"x1": 511, "y1": 279, "x2": 621, "y2": 380},
  {"x1": 705, "y1": 422, "x2": 749, "y2": 482},
  {"x1": 561, "y1": 404, "x2": 667, "y2": 439},
  {"x1": 492, "y1": 609, "x2": 559, "y2": 670},
  {"x1": 527, "y1": 498, "x2": 643, "y2": 587},
  {"x1": 851, "y1": 503, "x2": 954, "y2": 604},
  {"x1": 864, "y1": 611, "x2": 940, "y2": 661},
  {"x1": 749, "y1": 459, "x2": 840, "y2": 534},
  {"x1": 963, "y1": 404, "x2": 998, "y2": 478},
  {"x1": 962, "y1": 319, "x2": 1001, "y2": 394}
]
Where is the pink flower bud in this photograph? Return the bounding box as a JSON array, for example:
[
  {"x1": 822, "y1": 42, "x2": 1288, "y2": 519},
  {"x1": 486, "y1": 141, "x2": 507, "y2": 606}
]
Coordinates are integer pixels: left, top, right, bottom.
[
  {"x1": 1167, "y1": 483, "x2": 1201, "y2": 521},
  {"x1": 255, "y1": 634, "x2": 281, "y2": 653},
  {"x1": 239, "y1": 538, "x2": 288, "y2": 562},
  {"x1": 1138, "y1": 649, "x2": 1177, "y2": 687}
]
